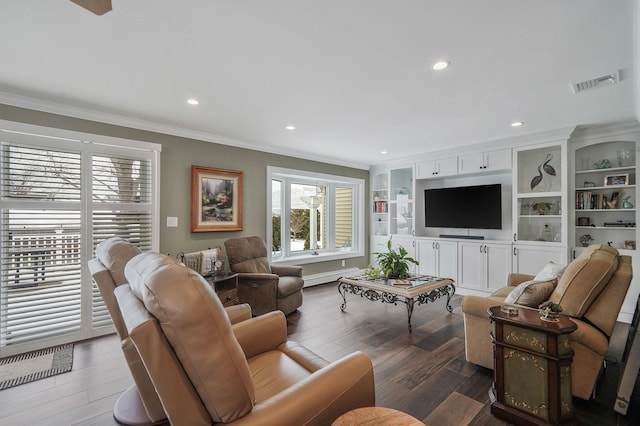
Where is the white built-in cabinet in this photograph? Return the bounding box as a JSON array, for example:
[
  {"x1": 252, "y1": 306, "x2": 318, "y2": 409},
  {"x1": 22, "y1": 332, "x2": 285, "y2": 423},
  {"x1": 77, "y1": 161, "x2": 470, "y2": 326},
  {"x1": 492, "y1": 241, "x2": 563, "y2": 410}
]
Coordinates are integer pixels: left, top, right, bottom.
[
  {"x1": 457, "y1": 241, "x2": 512, "y2": 294},
  {"x1": 458, "y1": 148, "x2": 511, "y2": 175},
  {"x1": 416, "y1": 238, "x2": 457, "y2": 281},
  {"x1": 415, "y1": 157, "x2": 457, "y2": 179},
  {"x1": 369, "y1": 124, "x2": 640, "y2": 321}
]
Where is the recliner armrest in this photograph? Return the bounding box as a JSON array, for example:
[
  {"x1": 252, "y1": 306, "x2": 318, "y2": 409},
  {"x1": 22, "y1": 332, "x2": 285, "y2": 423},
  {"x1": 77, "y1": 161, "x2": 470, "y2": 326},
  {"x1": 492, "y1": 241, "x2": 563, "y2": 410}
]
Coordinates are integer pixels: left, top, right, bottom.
[
  {"x1": 225, "y1": 303, "x2": 252, "y2": 324},
  {"x1": 271, "y1": 264, "x2": 303, "y2": 277},
  {"x1": 507, "y1": 273, "x2": 535, "y2": 287},
  {"x1": 230, "y1": 351, "x2": 375, "y2": 425},
  {"x1": 237, "y1": 272, "x2": 279, "y2": 283},
  {"x1": 233, "y1": 311, "x2": 288, "y2": 358},
  {"x1": 461, "y1": 295, "x2": 507, "y2": 318}
]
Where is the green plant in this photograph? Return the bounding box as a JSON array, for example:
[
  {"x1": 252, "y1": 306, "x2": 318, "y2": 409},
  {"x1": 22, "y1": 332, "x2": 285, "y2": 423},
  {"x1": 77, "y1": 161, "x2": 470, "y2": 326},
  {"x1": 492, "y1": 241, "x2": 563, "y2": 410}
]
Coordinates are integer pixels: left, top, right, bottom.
[
  {"x1": 364, "y1": 264, "x2": 382, "y2": 279},
  {"x1": 374, "y1": 240, "x2": 419, "y2": 279},
  {"x1": 538, "y1": 300, "x2": 562, "y2": 319}
]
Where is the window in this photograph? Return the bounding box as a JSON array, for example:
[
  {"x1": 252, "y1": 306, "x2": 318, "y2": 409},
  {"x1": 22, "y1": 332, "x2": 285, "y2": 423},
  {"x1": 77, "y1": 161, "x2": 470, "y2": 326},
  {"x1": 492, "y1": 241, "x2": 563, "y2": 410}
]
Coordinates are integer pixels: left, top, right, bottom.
[
  {"x1": 0, "y1": 122, "x2": 160, "y2": 357},
  {"x1": 268, "y1": 167, "x2": 364, "y2": 264}
]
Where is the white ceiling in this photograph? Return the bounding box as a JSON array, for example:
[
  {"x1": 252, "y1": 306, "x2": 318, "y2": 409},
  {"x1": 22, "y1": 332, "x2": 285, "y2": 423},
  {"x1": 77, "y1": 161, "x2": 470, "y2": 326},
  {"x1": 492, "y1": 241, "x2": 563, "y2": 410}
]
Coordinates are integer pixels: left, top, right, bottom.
[{"x1": 0, "y1": 1, "x2": 637, "y2": 169}]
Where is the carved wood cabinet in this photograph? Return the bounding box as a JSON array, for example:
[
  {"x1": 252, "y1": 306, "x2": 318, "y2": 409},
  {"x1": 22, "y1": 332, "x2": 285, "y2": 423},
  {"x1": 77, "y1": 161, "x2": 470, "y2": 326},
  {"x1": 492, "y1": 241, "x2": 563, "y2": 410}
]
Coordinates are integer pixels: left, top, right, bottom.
[{"x1": 489, "y1": 306, "x2": 577, "y2": 425}]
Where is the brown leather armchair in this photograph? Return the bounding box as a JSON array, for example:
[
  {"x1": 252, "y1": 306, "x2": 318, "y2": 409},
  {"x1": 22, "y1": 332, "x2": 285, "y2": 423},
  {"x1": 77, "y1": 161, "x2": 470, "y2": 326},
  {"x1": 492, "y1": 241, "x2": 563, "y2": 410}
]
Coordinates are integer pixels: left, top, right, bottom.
[
  {"x1": 114, "y1": 252, "x2": 375, "y2": 425},
  {"x1": 225, "y1": 236, "x2": 304, "y2": 316},
  {"x1": 89, "y1": 237, "x2": 251, "y2": 425}
]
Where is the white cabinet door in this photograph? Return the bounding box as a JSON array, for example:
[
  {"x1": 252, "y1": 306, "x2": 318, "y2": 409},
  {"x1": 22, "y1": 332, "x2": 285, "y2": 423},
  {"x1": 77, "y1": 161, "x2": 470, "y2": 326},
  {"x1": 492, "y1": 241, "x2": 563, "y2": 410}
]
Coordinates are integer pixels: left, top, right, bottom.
[
  {"x1": 437, "y1": 240, "x2": 458, "y2": 281},
  {"x1": 415, "y1": 157, "x2": 457, "y2": 179},
  {"x1": 458, "y1": 149, "x2": 511, "y2": 174},
  {"x1": 436, "y1": 157, "x2": 458, "y2": 177},
  {"x1": 485, "y1": 243, "x2": 512, "y2": 292},
  {"x1": 416, "y1": 239, "x2": 438, "y2": 276},
  {"x1": 513, "y1": 244, "x2": 568, "y2": 276},
  {"x1": 458, "y1": 241, "x2": 512, "y2": 292},
  {"x1": 457, "y1": 242, "x2": 484, "y2": 290},
  {"x1": 416, "y1": 238, "x2": 457, "y2": 280},
  {"x1": 415, "y1": 161, "x2": 435, "y2": 179},
  {"x1": 484, "y1": 149, "x2": 512, "y2": 172},
  {"x1": 457, "y1": 153, "x2": 484, "y2": 175}
]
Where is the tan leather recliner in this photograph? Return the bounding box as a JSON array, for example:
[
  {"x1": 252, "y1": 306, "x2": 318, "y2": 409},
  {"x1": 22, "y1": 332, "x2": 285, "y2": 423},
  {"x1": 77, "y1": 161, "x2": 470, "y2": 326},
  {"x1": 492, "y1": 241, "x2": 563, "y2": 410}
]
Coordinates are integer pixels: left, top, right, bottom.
[
  {"x1": 115, "y1": 252, "x2": 375, "y2": 426},
  {"x1": 89, "y1": 237, "x2": 252, "y2": 425},
  {"x1": 224, "y1": 236, "x2": 304, "y2": 316},
  {"x1": 461, "y1": 244, "x2": 633, "y2": 400}
]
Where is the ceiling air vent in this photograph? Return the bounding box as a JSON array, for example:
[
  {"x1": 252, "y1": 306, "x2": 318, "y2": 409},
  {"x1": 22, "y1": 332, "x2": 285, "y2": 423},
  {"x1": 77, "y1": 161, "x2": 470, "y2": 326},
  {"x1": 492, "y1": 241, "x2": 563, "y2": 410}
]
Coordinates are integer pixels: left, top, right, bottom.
[{"x1": 571, "y1": 71, "x2": 619, "y2": 93}]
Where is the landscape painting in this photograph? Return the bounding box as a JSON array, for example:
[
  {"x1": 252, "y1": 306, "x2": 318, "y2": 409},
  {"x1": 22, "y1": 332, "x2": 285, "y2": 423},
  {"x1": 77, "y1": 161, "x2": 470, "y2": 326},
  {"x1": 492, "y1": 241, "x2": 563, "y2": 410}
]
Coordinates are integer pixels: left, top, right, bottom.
[{"x1": 191, "y1": 166, "x2": 243, "y2": 232}]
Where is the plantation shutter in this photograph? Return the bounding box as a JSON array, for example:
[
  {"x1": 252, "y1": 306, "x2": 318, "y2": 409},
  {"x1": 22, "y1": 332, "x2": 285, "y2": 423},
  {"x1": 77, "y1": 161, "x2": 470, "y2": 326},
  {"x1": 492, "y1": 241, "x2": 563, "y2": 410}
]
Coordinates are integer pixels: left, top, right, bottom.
[
  {"x1": 91, "y1": 153, "x2": 153, "y2": 328},
  {"x1": 0, "y1": 123, "x2": 160, "y2": 357},
  {"x1": 0, "y1": 139, "x2": 83, "y2": 346}
]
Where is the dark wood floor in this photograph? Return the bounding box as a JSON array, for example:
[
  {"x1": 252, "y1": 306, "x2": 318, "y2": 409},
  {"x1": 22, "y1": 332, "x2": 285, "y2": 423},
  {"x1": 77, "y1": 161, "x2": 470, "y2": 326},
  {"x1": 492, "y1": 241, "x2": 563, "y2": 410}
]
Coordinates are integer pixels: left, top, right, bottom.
[{"x1": 0, "y1": 282, "x2": 638, "y2": 425}]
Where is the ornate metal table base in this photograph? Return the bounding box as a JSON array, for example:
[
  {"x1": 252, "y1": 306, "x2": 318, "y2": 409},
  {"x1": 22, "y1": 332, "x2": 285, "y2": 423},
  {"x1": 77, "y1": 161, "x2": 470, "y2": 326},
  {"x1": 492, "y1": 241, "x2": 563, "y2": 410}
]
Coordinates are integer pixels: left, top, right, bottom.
[{"x1": 338, "y1": 276, "x2": 455, "y2": 332}]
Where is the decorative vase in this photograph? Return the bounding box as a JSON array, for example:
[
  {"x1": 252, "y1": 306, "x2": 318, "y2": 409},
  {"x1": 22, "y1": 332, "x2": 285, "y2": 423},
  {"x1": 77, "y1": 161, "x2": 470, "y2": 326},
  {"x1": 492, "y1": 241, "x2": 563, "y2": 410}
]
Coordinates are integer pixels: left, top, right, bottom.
[{"x1": 622, "y1": 196, "x2": 634, "y2": 209}]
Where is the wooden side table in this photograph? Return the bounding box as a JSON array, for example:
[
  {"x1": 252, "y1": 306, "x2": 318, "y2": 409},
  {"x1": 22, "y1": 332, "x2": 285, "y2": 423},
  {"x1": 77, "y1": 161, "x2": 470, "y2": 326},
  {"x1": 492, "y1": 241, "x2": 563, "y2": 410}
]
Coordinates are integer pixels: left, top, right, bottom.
[
  {"x1": 332, "y1": 407, "x2": 424, "y2": 425},
  {"x1": 204, "y1": 273, "x2": 239, "y2": 307},
  {"x1": 488, "y1": 305, "x2": 577, "y2": 426}
]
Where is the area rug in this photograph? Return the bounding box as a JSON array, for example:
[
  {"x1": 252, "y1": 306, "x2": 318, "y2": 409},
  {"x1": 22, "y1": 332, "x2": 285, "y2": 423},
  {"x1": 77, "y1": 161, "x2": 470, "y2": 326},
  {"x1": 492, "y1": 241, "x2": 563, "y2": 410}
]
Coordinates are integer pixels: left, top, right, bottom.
[{"x1": 0, "y1": 344, "x2": 74, "y2": 390}]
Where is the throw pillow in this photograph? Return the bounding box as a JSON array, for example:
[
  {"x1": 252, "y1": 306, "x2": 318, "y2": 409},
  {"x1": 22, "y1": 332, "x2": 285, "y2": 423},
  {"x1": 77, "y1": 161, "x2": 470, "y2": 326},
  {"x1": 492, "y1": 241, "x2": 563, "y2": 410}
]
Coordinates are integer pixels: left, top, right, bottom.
[
  {"x1": 503, "y1": 279, "x2": 557, "y2": 307},
  {"x1": 534, "y1": 261, "x2": 567, "y2": 281}
]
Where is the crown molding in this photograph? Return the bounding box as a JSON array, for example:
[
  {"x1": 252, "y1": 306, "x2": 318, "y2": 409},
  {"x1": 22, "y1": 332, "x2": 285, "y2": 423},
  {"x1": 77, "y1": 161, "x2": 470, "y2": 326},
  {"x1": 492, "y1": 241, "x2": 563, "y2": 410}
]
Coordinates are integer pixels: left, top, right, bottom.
[
  {"x1": 571, "y1": 120, "x2": 640, "y2": 142},
  {"x1": 0, "y1": 91, "x2": 370, "y2": 170}
]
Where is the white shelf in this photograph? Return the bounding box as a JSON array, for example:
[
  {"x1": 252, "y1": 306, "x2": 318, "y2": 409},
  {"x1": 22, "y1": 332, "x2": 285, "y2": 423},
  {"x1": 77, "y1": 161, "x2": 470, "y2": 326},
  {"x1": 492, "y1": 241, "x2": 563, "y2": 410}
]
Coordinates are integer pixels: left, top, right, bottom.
[
  {"x1": 575, "y1": 209, "x2": 635, "y2": 212},
  {"x1": 575, "y1": 166, "x2": 635, "y2": 174},
  {"x1": 519, "y1": 214, "x2": 562, "y2": 218},
  {"x1": 517, "y1": 191, "x2": 563, "y2": 198},
  {"x1": 576, "y1": 185, "x2": 636, "y2": 191},
  {"x1": 576, "y1": 226, "x2": 636, "y2": 230}
]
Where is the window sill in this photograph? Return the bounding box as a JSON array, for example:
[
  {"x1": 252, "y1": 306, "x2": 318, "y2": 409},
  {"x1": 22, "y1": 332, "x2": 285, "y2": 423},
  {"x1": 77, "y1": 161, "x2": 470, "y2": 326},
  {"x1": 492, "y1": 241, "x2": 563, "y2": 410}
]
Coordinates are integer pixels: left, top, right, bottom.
[{"x1": 271, "y1": 250, "x2": 364, "y2": 266}]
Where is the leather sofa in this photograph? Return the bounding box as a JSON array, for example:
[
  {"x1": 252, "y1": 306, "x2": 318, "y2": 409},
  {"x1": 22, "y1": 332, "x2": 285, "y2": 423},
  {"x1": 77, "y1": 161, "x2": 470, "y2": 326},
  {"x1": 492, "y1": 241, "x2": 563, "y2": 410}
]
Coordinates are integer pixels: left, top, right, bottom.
[
  {"x1": 114, "y1": 251, "x2": 375, "y2": 425},
  {"x1": 462, "y1": 244, "x2": 632, "y2": 400},
  {"x1": 224, "y1": 236, "x2": 304, "y2": 316},
  {"x1": 89, "y1": 237, "x2": 251, "y2": 425}
]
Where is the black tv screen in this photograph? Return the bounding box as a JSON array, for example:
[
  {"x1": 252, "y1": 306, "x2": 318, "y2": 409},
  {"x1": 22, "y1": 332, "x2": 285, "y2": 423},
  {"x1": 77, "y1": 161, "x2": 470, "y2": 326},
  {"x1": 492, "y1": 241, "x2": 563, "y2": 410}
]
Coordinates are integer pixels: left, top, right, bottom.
[{"x1": 425, "y1": 184, "x2": 502, "y2": 229}]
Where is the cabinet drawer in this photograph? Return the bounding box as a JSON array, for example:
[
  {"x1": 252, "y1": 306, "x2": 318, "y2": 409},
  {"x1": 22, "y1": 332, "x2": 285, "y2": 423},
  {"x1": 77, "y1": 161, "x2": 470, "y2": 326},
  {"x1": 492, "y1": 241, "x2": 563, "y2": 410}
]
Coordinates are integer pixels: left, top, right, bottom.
[{"x1": 216, "y1": 287, "x2": 238, "y2": 306}]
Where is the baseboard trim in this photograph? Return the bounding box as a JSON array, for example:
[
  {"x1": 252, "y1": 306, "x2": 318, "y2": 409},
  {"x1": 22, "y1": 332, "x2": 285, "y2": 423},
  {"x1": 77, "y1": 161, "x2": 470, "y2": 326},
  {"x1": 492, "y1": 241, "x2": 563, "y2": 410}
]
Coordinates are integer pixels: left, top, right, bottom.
[{"x1": 303, "y1": 267, "x2": 361, "y2": 287}]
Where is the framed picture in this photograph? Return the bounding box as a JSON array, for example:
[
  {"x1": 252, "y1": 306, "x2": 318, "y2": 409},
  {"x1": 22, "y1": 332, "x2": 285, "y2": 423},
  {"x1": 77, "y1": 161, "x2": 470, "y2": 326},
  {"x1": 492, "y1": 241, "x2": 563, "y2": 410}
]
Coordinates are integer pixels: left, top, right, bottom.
[
  {"x1": 191, "y1": 166, "x2": 243, "y2": 232},
  {"x1": 604, "y1": 174, "x2": 629, "y2": 186}
]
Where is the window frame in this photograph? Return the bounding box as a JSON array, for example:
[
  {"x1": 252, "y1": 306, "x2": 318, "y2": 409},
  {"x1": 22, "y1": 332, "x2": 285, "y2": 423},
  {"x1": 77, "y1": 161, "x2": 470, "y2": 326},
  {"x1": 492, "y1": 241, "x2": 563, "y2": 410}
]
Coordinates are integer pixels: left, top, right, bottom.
[{"x1": 267, "y1": 166, "x2": 364, "y2": 265}]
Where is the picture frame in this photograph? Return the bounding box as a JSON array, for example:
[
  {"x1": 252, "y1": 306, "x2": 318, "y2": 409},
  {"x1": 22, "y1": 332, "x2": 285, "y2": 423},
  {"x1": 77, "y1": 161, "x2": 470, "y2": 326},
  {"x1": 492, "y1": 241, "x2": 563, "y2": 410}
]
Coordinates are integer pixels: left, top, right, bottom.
[
  {"x1": 191, "y1": 166, "x2": 243, "y2": 232},
  {"x1": 604, "y1": 174, "x2": 629, "y2": 186}
]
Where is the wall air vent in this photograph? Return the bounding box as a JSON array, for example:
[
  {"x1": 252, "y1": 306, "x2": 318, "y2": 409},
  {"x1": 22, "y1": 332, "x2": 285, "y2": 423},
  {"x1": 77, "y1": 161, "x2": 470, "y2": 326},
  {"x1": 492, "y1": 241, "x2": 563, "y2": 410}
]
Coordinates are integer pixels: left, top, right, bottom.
[{"x1": 571, "y1": 71, "x2": 619, "y2": 93}]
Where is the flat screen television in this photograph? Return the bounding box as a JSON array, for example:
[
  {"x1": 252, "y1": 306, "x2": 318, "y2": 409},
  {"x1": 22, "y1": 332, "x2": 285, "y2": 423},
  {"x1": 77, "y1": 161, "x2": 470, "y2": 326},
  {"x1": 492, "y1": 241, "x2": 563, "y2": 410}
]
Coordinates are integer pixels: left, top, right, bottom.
[{"x1": 424, "y1": 184, "x2": 502, "y2": 229}]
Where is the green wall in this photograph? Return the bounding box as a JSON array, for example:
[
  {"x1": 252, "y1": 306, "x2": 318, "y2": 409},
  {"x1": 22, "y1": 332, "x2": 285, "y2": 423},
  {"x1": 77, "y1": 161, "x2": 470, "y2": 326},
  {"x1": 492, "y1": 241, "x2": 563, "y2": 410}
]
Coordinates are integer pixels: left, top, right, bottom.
[{"x1": 0, "y1": 104, "x2": 370, "y2": 276}]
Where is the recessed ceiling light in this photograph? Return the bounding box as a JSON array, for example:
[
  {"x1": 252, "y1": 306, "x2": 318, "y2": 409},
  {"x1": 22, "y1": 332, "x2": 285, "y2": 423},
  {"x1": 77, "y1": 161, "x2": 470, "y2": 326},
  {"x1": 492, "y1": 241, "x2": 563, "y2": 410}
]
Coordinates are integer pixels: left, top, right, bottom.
[
  {"x1": 285, "y1": 125, "x2": 296, "y2": 130},
  {"x1": 380, "y1": 150, "x2": 388, "y2": 155},
  {"x1": 432, "y1": 61, "x2": 450, "y2": 71},
  {"x1": 187, "y1": 98, "x2": 199, "y2": 105},
  {"x1": 511, "y1": 121, "x2": 524, "y2": 127}
]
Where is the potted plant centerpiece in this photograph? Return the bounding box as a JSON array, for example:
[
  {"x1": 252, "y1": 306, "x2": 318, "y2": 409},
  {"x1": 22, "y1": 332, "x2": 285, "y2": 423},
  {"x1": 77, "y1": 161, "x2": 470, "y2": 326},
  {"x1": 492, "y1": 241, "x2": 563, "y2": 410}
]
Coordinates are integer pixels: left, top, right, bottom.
[
  {"x1": 374, "y1": 240, "x2": 419, "y2": 279},
  {"x1": 539, "y1": 300, "x2": 562, "y2": 322}
]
